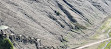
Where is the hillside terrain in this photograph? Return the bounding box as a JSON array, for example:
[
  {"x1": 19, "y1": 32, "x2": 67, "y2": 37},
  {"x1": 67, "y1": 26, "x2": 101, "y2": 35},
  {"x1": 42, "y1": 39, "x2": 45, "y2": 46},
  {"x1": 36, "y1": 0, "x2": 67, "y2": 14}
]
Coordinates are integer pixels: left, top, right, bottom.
[{"x1": 0, "y1": 0, "x2": 111, "y2": 49}]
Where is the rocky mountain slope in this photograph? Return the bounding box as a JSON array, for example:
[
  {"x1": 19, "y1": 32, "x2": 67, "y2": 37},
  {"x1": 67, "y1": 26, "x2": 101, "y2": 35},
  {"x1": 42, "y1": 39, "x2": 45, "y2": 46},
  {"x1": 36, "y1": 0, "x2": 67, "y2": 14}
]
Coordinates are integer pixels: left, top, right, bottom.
[{"x1": 0, "y1": 0, "x2": 111, "y2": 49}]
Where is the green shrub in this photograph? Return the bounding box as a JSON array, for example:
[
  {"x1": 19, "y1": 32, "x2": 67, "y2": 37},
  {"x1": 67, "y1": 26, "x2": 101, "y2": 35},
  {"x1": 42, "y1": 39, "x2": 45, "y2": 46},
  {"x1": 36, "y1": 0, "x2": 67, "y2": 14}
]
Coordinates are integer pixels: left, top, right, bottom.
[
  {"x1": 0, "y1": 36, "x2": 14, "y2": 49},
  {"x1": 55, "y1": 11, "x2": 60, "y2": 16}
]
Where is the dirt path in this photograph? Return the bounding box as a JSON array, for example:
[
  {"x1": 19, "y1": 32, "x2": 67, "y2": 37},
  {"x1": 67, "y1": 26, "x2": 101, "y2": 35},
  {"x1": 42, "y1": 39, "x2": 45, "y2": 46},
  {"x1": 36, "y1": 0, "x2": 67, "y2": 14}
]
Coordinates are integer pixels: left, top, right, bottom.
[{"x1": 75, "y1": 38, "x2": 111, "y2": 49}]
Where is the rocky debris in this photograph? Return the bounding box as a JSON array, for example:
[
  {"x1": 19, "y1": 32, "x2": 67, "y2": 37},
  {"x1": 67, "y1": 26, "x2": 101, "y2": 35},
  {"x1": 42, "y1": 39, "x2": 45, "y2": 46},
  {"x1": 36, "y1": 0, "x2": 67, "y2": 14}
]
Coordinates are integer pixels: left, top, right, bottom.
[
  {"x1": 0, "y1": 0, "x2": 111, "y2": 49},
  {"x1": 2, "y1": 32, "x2": 68, "y2": 49},
  {"x1": 9, "y1": 34, "x2": 39, "y2": 47},
  {"x1": 0, "y1": 30, "x2": 61, "y2": 49},
  {"x1": 9, "y1": 33, "x2": 68, "y2": 49},
  {"x1": 8, "y1": 33, "x2": 68, "y2": 49}
]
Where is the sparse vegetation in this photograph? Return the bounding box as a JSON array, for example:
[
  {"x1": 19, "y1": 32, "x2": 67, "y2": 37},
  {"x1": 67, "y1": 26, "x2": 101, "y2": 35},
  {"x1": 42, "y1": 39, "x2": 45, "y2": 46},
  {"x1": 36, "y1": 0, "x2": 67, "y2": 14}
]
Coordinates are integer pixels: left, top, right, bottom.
[
  {"x1": 109, "y1": 32, "x2": 111, "y2": 37},
  {"x1": 74, "y1": 23, "x2": 87, "y2": 30},
  {"x1": 0, "y1": 34, "x2": 14, "y2": 49},
  {"x1": 55, "y1": 11, "x2": 60, "y2": 16},
  {"x1": 97, "y1": 41, "x2": 107, "y2": 49},
  {"x1": 104, "y1": 41, "x2": 111, "y2": 49},
  {"x1": 97, "y1": 18, "x2": 111, "y2": 49}
]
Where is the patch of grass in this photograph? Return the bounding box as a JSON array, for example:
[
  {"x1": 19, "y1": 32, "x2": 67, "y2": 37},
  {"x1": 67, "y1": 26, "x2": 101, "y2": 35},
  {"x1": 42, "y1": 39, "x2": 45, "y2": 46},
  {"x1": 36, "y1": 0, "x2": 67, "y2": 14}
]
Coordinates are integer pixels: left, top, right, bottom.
[
  {"x1": 92, "y1": 34, "x2": 100, "y2": 39},
  {"x1": 109, "y1": 32, "x2": 111, "y2": 37},
  {"x1": 97, "y1": 41, "x2": 107, "y2": 49},
  {"x1": 0, "y1": 35, "x2": 14, "y2": 49},
  {"x1": 99, "y1": 18, "x2": 111, "y2": 33},
  {"x1": 97, "y1": 18, "x2": 111, "y2": 49},
  {"x1": 104, "y1": 41, "x2": 111, "y2": 49}
]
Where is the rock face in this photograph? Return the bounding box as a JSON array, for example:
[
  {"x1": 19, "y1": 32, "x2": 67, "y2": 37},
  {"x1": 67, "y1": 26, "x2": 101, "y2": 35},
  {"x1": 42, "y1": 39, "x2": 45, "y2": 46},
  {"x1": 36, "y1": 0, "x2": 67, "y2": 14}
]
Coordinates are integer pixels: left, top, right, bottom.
[{"x1": 0, "y1": 0, "x2": 111, "y2": 49}]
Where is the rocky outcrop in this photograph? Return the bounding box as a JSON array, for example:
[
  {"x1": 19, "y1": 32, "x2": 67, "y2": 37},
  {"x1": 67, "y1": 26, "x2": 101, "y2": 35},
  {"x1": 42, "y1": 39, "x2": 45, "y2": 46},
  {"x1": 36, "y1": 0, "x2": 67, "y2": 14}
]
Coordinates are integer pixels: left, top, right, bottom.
[{"x1": 0, "y1": 30, "x2": 68, "y2": 49}]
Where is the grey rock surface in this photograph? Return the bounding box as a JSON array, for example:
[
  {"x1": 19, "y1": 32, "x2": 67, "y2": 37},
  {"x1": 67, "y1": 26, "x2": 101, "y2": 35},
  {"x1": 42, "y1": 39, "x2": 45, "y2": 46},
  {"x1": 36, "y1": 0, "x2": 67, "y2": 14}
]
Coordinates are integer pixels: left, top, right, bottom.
[{"x1": 0, "y1": 0, "x2": 111, "y2": 49}]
